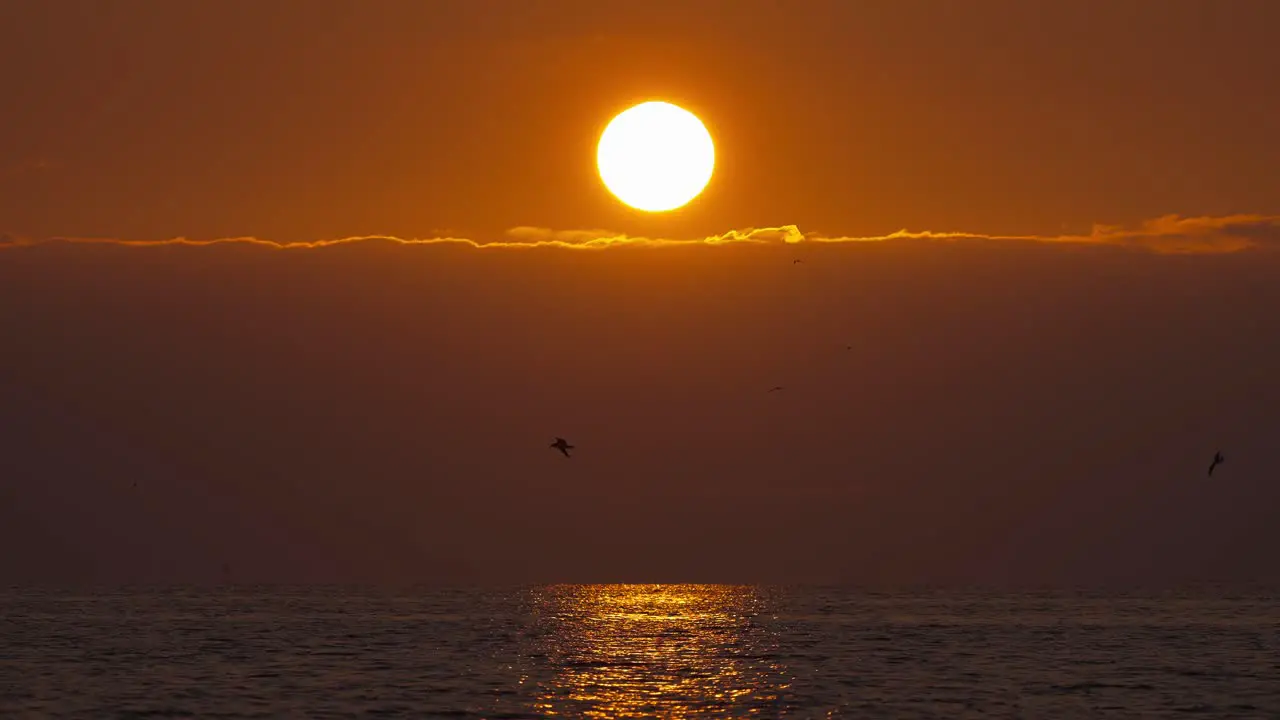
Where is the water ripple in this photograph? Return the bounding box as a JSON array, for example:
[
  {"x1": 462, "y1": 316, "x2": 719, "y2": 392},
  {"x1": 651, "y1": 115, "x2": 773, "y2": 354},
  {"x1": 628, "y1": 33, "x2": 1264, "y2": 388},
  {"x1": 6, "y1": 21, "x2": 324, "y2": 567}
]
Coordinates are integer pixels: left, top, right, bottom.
[{"x1": 1, "y1": 585, "x2": 1277, "y2": 717}]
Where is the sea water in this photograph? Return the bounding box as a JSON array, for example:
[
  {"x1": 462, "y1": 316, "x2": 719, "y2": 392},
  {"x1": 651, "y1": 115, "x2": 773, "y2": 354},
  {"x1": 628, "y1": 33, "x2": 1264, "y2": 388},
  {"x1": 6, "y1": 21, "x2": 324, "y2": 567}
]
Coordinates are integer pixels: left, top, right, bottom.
[{"x1": 2, "y1": 585, "x2": 1277, "y2": 717}]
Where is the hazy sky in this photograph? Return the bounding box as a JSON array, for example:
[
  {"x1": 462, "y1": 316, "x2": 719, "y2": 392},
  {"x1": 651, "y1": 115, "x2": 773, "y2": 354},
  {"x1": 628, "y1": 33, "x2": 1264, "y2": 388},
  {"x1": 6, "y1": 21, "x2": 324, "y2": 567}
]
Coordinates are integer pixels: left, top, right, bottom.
[{"x1": 2, "y1": 0, "x2": 1278, "y2": 586}]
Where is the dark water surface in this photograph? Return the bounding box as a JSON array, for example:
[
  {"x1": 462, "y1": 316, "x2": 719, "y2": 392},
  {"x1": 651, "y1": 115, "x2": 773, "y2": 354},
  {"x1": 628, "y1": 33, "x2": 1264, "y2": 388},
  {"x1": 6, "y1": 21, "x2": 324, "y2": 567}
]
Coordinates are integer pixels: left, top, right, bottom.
[{"x1": 2, "y1": 585, "x2": 1277, "y2": 718}]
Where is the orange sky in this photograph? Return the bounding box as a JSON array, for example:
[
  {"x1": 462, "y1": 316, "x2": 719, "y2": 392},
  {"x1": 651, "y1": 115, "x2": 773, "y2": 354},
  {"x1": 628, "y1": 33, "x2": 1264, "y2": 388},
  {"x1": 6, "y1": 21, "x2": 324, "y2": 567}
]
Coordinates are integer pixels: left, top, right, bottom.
[{"x1": 1, "y1": 0, "x2": 1278, "y2": 586}]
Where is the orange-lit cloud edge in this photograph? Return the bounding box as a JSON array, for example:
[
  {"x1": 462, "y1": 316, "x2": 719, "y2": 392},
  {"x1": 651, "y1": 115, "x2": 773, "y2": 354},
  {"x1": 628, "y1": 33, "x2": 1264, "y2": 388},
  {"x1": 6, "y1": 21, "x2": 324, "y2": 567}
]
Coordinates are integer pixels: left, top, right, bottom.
[{"x1": 2, "y1": 214, "x2": 1278, "y2": 255}]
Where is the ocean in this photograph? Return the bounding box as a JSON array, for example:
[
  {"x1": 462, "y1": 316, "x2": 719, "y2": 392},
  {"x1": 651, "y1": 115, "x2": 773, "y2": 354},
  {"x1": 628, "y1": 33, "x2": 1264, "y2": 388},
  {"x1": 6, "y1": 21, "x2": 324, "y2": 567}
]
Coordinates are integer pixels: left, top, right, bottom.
[{"x1": 2, "y1": 585, "x2": 1276, "y2": 718}]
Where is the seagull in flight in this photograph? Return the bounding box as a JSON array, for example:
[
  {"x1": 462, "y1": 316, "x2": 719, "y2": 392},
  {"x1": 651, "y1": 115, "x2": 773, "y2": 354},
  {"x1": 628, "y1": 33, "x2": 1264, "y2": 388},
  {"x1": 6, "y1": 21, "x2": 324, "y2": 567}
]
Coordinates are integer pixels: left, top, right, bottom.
[
  {"x1": 793, "y1": 259, "x2": 803, "y2": 264},
  {"x1": 1207, "y1": 450, "x2": 1225, "y2": 477},
  {"x1": 550, "y1": 437, "x2": 575, "y2": 458},
  {"x1": 767, "y1": 386, "x2": 784, "y2": 393}
]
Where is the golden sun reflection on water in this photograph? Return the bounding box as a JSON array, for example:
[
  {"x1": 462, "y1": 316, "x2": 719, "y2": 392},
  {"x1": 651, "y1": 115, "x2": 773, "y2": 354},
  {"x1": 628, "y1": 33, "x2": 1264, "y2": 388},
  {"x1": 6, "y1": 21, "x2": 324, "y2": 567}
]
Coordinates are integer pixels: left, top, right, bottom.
[{"x1": 525, "y1": 584, "x2": 793, "y2": 718}]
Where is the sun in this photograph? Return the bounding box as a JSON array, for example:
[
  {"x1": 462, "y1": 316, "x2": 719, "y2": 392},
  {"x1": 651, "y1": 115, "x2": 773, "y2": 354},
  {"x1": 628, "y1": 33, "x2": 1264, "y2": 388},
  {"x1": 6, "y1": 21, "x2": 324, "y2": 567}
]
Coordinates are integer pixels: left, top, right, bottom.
[{"x1": 597, "y1": 101, "x2": 715, "y2": 212}]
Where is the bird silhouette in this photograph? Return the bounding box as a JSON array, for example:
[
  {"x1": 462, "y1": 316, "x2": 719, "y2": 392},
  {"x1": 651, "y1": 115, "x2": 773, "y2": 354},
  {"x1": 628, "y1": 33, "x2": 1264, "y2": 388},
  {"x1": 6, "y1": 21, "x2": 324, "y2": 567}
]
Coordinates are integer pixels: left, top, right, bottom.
[
  {"x1": 792, "y1": 259, "x2": 803, "y2": 264},
  {"x1": 550, "y1": 437, "x2": 574, "y2": 458},
  {"x1": 767, "y1": 386, "x2": 784, "y2": 393},
  {"x1": 1208, "y1": 450, "x2": 1225, "y2": 477}
]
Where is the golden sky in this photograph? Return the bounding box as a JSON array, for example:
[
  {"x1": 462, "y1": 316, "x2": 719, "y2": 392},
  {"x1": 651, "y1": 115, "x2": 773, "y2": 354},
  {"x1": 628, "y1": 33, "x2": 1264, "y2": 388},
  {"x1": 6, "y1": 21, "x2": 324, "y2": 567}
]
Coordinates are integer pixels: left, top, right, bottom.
[
  {"x1": 3, "y1": 0, "x2": 1278, "y2": 243},
  {"x1": 1, "y1": 0, "x2": 1278, "y2": 585}
]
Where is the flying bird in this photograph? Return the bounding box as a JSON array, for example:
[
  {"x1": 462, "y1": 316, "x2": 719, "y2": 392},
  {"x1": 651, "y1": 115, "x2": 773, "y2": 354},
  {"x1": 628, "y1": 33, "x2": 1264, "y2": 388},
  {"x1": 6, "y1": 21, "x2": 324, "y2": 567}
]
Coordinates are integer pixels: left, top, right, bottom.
[
  {"x1": 767, "y1": 386, "x2": 784, "y2": 393},
  {"x1": 1207, "y1": 451, "x2": 1225, "y2": 477},
  {"x1": 550, "y1": 437, "x2": 575, "y2": 458},
  {"x1": 793, "y1": 259, "x2": 803, "y2": 264}
]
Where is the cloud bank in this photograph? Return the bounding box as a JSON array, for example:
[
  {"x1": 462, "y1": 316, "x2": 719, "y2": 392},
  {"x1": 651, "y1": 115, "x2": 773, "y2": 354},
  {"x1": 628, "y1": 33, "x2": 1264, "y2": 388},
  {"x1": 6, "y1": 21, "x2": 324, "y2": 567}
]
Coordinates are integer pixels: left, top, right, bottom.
[{"x1": 1, "y1": 214, "x2": 1277, "y2": 254}]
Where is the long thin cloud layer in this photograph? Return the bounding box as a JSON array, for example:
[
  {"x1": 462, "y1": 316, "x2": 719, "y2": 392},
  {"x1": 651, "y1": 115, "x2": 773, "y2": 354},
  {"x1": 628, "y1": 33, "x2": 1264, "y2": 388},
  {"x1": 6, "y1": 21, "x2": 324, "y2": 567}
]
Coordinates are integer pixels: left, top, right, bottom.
[{"x1": 2, "y1": 214, "x2": 1277, "y2": 254}]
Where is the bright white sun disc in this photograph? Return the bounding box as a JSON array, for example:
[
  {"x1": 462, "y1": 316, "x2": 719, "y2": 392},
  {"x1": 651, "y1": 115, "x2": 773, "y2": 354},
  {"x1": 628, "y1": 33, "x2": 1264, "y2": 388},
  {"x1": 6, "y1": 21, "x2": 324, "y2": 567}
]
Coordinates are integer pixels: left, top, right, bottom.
[{"x1": 597, "y1": 101, "x2": 715, "y2": 212}]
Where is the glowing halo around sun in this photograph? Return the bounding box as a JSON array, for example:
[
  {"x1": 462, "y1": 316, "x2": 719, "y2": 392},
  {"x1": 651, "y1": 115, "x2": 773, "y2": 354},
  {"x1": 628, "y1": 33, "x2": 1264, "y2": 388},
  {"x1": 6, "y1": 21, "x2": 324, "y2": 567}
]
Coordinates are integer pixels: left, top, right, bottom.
[{"x1": 596, "y1": 101, "x2": 715, "y2": 212}]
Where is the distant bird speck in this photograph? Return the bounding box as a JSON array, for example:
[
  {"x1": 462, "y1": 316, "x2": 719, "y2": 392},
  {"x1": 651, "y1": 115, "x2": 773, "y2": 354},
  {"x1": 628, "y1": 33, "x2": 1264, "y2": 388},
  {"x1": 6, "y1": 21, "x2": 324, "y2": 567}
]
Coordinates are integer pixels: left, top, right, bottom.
[
  {"x1": 793, "y1": 259, "x2": 803, "y2": 264},
  {"x1": 768, "y1": 386, "x2": 784, "y2": 393},
  {"x1": 1208, "y1": 451, "x2": 1225, "y2": 477},
  {"x1": 550, "y1": 437, "x2": 575, "y2": 458}
]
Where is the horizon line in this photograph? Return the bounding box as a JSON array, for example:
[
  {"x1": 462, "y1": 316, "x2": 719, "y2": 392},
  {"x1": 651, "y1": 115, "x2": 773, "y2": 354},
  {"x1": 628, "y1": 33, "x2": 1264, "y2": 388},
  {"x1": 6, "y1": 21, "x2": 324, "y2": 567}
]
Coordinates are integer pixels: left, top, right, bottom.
[{"x1": 2, "y1": 213, "x2": 1277, "y2": 255}]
